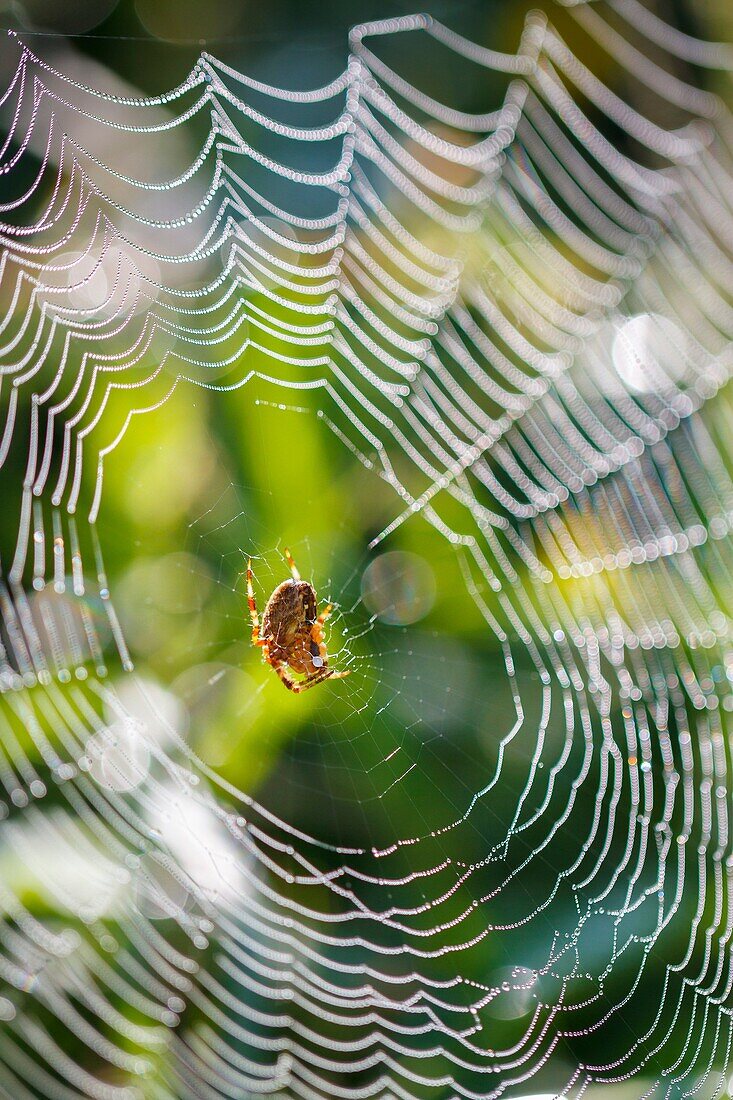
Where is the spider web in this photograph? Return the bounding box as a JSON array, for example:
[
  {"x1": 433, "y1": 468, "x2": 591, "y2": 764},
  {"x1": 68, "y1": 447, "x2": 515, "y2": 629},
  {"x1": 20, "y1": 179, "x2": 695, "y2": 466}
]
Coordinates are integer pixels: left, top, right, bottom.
[{"x1": 0, "y1": 3, "x2": 733, "y2": 1097}]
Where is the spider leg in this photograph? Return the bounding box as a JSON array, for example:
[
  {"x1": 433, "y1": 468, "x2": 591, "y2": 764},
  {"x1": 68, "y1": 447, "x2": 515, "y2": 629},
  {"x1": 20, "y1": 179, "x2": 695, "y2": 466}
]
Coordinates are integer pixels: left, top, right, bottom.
[
  {"x1": 272, "y1": 661, "x2": 299, "y2": 692},
  {"x1": 247, "y1": 559, "x2": 265, "y2": 646},
  {"x1": 289, "y1": 667, "x2": 351, "y2": 693},
  {"x1": 309, "y1": 606, "x2": 333, "y2": 663},
  {"x1": 311, "y1": 621, "x2": 328, "y2": 663},
  {"x1": 283, "y1": 547, "x2": 301, "y2": 582}
]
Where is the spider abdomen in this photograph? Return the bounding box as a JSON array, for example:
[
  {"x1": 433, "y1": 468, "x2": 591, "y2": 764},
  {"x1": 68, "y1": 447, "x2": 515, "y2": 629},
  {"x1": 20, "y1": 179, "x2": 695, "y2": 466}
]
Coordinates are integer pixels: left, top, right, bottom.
[{"x1": 261, "y1": 579, "x2": 317, "y2": 655}]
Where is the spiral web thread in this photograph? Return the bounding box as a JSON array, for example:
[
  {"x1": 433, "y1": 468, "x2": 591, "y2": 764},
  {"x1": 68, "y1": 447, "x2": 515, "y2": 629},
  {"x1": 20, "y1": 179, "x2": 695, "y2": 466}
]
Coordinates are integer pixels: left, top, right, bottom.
[{"x1": 1, "y1": 2, "x2": 733, "y2": 1096}]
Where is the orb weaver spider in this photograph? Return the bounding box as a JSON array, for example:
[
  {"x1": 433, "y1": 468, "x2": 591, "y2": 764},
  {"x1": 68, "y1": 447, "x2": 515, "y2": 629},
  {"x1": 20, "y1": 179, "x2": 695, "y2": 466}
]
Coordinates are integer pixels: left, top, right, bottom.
[{"x1": 247, "y1": 548, "x2": 351, "y2": 693}]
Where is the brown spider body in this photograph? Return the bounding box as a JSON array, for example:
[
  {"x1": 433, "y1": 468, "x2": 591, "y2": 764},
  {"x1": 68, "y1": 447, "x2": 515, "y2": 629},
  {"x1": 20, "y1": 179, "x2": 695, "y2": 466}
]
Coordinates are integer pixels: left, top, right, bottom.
[
  {"x1": 261, "y1": 579, "x2": 320, "y2": 675},
  {"x1": 247, "y1": 550, "x2": 350, "y2": 693}
]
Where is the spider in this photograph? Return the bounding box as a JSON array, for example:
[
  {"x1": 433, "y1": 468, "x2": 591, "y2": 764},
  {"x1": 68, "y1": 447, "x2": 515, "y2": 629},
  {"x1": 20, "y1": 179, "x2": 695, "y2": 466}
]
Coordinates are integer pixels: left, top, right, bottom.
[{"x1": 247, "y1": 548, "x2": 351, "y2": 693}]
